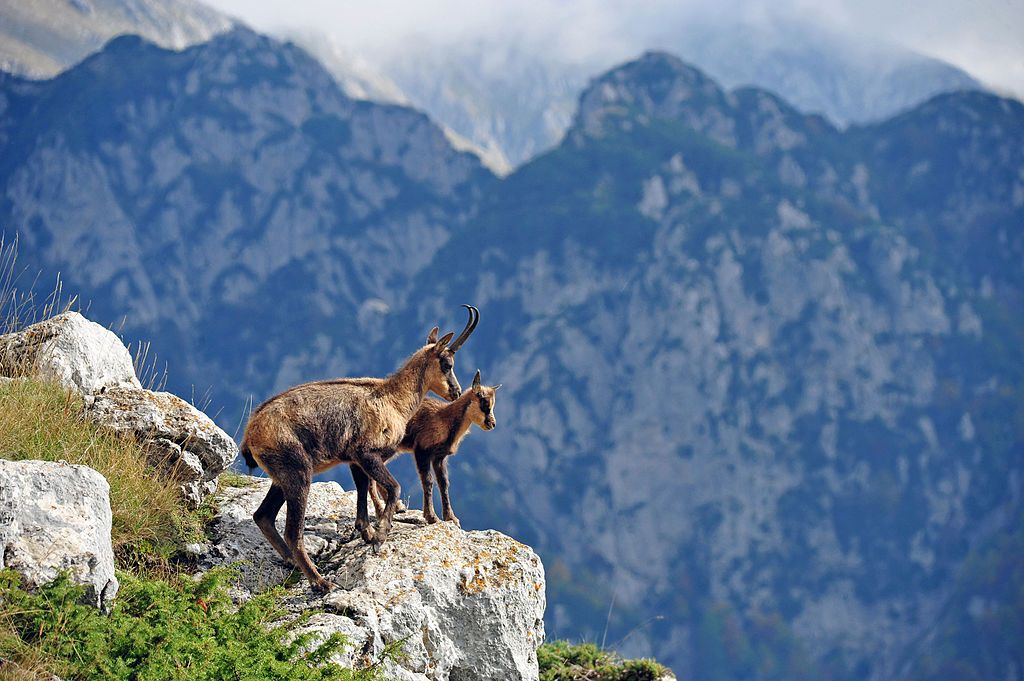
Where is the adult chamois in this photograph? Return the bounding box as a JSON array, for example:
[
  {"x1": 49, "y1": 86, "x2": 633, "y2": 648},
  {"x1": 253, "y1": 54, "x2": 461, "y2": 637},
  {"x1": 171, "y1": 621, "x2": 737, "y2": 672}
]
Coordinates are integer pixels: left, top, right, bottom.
[
  {"x1": 370, "y1": 369, "x2": 500, "y2": 527},
  {"x1": 240, "y1": 305, "x2": 479, "y2": 592}
]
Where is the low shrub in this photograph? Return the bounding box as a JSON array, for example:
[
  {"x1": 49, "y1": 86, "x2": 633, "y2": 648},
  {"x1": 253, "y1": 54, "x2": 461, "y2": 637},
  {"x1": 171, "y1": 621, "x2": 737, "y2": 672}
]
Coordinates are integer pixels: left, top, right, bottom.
[
  {"x1": 539, "y1": 640, "x2": 671, "y2": 681},
  {"x1": 0, "y1": 567, "x2": 386, "y2": 681}
]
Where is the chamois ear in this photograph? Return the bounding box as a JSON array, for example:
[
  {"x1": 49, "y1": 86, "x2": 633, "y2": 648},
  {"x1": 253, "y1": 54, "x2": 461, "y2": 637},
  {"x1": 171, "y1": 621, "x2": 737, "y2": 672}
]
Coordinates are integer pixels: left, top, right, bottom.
[
  {"x1": 472, "y1": 370, "x2": 482, "y2": 390},
  {"x1": 492, "y1": 383, "x2": 502, "y2": 391},
  {"x1": 434, "y1": 332, "x2": 454, "y2": 352},
  {"x1": 426, "y1": 326, "x2": 439, "y2": 344}
]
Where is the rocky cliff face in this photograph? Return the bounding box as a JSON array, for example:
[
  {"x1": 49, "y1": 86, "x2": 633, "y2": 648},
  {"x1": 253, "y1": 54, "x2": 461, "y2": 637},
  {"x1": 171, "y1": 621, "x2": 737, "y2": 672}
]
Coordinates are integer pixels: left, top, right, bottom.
[
  {"x1": 404, "y1": 52, "x2": 1023, "y2": 679},
  {"x1": 1, "y1": 27, "x2": 489, "y2": 422},
  {"x1": 1, "y1": 35, "x2": 1021, "y2": 681}
]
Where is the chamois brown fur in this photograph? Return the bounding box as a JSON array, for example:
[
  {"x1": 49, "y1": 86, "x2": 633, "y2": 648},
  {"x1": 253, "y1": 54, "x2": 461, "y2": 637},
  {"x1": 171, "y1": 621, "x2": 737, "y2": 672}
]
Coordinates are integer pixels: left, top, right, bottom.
[
  {"x1": 370, "y1": 369, "x2": 500, "y2": 527},
  {"x1": 240, "y1": 307, "x2": 478, "y2": 593}
]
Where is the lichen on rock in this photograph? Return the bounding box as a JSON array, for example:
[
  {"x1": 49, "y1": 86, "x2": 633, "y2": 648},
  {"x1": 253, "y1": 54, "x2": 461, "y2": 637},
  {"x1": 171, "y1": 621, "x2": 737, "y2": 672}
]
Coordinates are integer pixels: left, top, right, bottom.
[{"x1": 202, "y1": 477, "x2": 546, "y2": 681}]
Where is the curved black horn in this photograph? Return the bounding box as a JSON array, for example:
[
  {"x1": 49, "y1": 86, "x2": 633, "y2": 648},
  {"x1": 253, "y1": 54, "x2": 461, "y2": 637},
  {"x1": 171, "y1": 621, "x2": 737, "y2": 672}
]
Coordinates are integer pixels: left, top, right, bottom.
[{"x1": 449, "y1": 304, "x2": 479, "y2": 352}]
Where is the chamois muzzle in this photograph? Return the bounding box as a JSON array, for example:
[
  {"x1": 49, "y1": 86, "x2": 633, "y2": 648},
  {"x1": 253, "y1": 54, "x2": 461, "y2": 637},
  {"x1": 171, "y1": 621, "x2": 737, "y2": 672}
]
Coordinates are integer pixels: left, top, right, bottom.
[
  {"x1": 448, "y1": 304, "x2": 479, "y2": 352},
  {"x1": 445, "y1": 375, "x2": 462, "y2": 401}
]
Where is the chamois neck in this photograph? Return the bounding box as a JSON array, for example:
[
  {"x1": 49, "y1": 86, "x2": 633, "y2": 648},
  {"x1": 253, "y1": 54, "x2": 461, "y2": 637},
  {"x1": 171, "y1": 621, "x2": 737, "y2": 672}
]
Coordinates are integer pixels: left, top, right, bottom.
[
  {"x1": 442, "y1": 391, "x2": 476, "y2": 445},
  {"x1": 381, "y1": 349, "x2": 432, "y2": 418},
  {"x1": 440, "y1": 389, "x2": 474, "y2": 418}
]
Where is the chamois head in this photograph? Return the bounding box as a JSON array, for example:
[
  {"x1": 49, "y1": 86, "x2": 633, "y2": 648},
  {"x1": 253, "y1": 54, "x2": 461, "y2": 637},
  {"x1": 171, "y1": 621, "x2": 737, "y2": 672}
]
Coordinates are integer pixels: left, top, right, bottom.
[
  {"x1": 468, "y1": 369, "x2": 501, "y2": 430},
  {"x1": 422, "y1": 304, "x2": 479, "y2": 401}
]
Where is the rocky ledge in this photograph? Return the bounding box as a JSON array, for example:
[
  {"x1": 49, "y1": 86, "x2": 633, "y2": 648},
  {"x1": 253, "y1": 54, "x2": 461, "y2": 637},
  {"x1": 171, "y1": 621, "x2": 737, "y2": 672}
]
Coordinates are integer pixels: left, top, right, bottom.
[
  {"x1": 199, "y1": 477, "x2": 546, "y2": 681},
  {"x1": 0, "y1": 312, "x2": 236, "y2": 507},
  {"x1": 0, "y1": 312, "x2": 546, "y2": 680}
]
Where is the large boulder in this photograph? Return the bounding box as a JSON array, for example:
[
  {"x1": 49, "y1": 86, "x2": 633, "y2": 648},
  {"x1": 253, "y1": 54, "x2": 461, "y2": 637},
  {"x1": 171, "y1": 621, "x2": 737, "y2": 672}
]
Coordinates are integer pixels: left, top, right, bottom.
[
  {"x1": 0, "y1": 312, "x2": 140, "y2": 395},
  {"x1": 84, "y1": 387, "x2": 238, "y2": 508},
  {"x1": 0, "y1": 459, "x2": 118, "y2": 609},
  {"x1": 202, "y1": 477, "x2": 546, "y2": 681}
]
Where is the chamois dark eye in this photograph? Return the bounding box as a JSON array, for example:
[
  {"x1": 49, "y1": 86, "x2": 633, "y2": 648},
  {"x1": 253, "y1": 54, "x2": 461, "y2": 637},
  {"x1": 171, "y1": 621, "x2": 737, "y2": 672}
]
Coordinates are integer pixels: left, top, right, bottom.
[
  {"x1": 480, "y1": 399, "x2": 491, "y2": 412},
  {"x1": 440, "y1": 357, "x2": 453, "y2": 372}
]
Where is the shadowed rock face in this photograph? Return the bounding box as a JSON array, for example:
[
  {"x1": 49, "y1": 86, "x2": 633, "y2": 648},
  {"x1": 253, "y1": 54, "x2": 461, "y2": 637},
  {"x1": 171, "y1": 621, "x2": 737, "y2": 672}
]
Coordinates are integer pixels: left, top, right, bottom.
[
  {"x1": 0, "y1": 459, "x2": 118, "y2": 610},
  {"x1": 202, "y1": 477, "x2": 546, "y2": 681}
]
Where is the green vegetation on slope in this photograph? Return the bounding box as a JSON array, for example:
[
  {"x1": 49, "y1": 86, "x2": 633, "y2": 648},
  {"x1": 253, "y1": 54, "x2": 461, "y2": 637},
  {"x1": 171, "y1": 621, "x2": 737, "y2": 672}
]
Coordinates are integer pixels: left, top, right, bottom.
[
  {"x1": 538, "y1": 641, "x2": 671, "y2": 681},
  {"x1": 0, "y1": 377, "x2": 395, "y2": 679},
  {"x1": 0, "y1": 378, "x2": 203, "y2": 566},
  {"x1": 0, "y1": 568, "x2": 383, "y2": 681}
]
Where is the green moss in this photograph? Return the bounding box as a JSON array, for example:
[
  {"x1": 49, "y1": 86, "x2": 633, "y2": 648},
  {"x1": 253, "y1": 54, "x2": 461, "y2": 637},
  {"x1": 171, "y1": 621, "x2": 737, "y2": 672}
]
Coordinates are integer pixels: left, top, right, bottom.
[
  {"x1": 0, "y1": 567, "x2": 390, "y2": 681},
  {"x1": 539, "y1": 641, "x2": 671, "y2": 681},
  {"x1": 219, "y1": 470, "x2": 258, "y2": 488}
]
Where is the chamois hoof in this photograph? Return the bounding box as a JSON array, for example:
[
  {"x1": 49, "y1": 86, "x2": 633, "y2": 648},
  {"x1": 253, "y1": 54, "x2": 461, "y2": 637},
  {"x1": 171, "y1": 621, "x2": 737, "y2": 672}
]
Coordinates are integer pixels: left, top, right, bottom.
[
  {"x1": 359, "y1": 525, "x2": 376, "y2": 544},
  {"x1": 311, "y1": 578, "x2": 335, "y2": 594},
  {"x1": 423, "y1": 514, "x2": 440, "y2": 525},
  {"x1": 445, "y1": 516, "x2": 462, "y2": 528}
]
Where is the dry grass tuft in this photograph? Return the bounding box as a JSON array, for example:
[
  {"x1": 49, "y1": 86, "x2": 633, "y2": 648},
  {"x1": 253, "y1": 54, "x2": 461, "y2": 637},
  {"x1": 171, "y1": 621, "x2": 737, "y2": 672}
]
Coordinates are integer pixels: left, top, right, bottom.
[{"x1": 0, "y1": 378, "x2": 204, "y2": 565}]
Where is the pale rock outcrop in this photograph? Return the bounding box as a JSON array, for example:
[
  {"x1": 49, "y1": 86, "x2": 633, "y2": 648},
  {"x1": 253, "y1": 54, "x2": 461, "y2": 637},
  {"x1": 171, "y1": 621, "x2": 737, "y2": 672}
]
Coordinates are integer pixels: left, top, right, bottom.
[
  {"x1": 1, "y1": 313, "x2": 237, "y2": 507},
  {"x1": 0, "y1": 459, "x2": 118, "y2": 609},
  {"x1": 0, "y1": 311, "x2": 140, "y2": 396},
  {"x1": 202, "y1": 477, "x2": 546, "y2": 681},
  {"x1": 84, "y1": 387, "x2": 237, "y2": 508}
]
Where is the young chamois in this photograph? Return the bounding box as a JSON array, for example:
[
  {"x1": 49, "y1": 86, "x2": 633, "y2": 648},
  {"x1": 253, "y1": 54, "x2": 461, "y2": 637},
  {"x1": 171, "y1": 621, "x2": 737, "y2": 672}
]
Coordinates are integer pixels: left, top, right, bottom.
[
  {"x1": 370, "y1": 369, "x2": 501, "y2": 527},
  {"x1": 240, "y1": 305, "x2": 479, "y2": 592}
]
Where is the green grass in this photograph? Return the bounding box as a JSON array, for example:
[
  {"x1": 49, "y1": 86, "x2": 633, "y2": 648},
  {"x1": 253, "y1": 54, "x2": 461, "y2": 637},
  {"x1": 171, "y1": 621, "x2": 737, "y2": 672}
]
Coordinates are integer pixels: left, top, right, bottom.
[
  {"x1": 0, "y1": 377, "x2": 400, "y2": 680},
  {"x1": 0, "y1": 378, "x2": 204, "y2": 566},
  {"x1": 539, "y1": 641, "x2": 671, "y2": 681},
  {"x1": 0, "y1": 567, "x2": 389, "y2": 681}
]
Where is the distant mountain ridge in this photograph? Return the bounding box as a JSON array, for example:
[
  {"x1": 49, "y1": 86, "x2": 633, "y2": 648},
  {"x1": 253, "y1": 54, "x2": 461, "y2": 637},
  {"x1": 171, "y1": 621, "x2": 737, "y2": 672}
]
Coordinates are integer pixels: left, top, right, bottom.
[
  {"x1": 334, "y1": 17, "x2": 984, "y2": 169},
  {"x1": 2, "y1": 33, "x2": 1021, "y2": 681},
  {"x1": 0, "y1": 0, "x2": 233, "y2": 78}
]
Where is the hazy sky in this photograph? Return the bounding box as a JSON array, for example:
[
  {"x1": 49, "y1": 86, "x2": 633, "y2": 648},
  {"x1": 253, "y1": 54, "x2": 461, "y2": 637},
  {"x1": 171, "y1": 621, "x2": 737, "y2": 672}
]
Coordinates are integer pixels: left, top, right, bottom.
[{"x1": 203, "y1": 0, "x2": 1024, "y2": 96}]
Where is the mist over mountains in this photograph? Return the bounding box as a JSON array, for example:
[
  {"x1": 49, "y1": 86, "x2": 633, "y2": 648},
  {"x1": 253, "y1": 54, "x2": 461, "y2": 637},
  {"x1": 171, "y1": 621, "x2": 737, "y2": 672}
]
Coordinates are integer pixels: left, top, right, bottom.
[
  {"x1": 1, "y1": 13, "x2": 1022, "y2": 681},
  {"x1": 334, "y1": 17, "x2": 981, "y2": 170}
]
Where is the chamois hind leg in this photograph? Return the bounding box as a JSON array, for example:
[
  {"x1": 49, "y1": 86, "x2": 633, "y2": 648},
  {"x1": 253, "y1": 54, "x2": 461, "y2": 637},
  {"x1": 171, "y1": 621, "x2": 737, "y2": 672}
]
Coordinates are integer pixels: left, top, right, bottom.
[
  {"x1": 349, "y1": 464, "x2": 375, "y2": 544},
  {"x1": 368, "y1": 480, "x2": 386, "y2": 518},
  {"x1": 433, "y1": 456, "x2": 460, "y2": 527},
  {"x1": 281, "y1": 474, "x2": 332, "y2": 593},
  {"x1": 415, "y1": 451, "x2": 439, "y2": 524},
  {"x1": 356, "y1": 449, "x2": 401, "y2": 546},
  {"x1": 253, "y1": 482, "x2": 293, "y2": 566}
]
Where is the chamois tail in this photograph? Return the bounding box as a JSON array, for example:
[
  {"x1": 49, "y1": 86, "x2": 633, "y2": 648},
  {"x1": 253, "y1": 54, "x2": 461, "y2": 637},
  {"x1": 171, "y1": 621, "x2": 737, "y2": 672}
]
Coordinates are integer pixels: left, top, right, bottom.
[{"x1": 240, "y1": 442, "x2": 258, "y2": 471}]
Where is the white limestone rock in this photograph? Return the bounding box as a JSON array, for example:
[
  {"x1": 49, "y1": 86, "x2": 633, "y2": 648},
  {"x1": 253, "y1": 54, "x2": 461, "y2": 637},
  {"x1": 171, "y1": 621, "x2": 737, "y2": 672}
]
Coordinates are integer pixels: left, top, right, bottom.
[
  {"x1": 0, "y1": 311, "x2": 140, "y2": 396},
  {"x1": 84, "y1": 386, "x2": 237, "y2": 508},
  {"x1": 203, "y1": 477, "x2": 546, "y2": 681},
  {"x1": 0, "y1": 459, "x2": 118, "y2": 609}
]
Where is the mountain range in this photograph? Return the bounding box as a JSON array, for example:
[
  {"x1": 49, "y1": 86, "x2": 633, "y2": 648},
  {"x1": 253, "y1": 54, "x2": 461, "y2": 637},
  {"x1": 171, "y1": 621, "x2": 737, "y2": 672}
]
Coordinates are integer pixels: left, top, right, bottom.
[
  {"x1": 1, "y1": 23, "x2": 1022, "y2": 681},
  {"x1": 346, "y1": 17, "x2": 981, "y2": 170},
  {"x1": 0, "y1": 1, "x2": 984, "y2": 176}
]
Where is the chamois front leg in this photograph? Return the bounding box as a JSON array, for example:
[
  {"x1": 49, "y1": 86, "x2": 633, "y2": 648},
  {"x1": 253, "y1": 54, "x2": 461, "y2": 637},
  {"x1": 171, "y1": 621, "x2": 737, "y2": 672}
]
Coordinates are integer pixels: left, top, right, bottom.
[
  {"x1": 414, "y1": 450, "x2": 439, "y2": 524},
  {"x1": 433, "y1": 455, "x2": 460, "y2": 527},
  {"x1": 355, "y1": 449, "x2": 401, "y2": 546}
]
